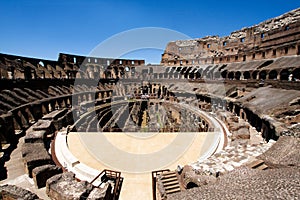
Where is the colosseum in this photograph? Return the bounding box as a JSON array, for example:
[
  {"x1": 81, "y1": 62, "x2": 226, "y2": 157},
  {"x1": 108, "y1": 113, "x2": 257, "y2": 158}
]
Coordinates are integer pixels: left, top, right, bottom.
[{"x1": 0, "y1": 8, "x2": 299, "y2": 200}]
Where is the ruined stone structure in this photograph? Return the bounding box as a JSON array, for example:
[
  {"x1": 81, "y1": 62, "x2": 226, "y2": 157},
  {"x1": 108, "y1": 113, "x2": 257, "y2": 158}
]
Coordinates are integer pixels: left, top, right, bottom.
[
  {"x1": 0, "y1": 8, "x2": 299, "y2": 200},
  {"x1": 162, "y1": 8, "x2": 300, "y2": 66}
]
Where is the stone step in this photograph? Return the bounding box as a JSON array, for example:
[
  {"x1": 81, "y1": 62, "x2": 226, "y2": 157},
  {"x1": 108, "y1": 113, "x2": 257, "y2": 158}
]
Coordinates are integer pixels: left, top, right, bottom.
[
  {"x1": 166, "y1": 187, "x2": 181, "y2": 195},
  {"x1": 161, "y1": 176, "x2": 178, "y2": 183},
  {"x1": 164, "y1": 183, "x2": 180, "y2": 191},
  {"x1": 161, "y1": 172, "x2": 177, "y2": 179},
  {"x1": 247, "y1": 159, "x2": 265, "y2": 168},
  {"x1": 163, "y1": 180, "x2": 180, "y2": 187},
  {"x1": 161, "y1": 171, "x2": 175, "y2": 176}
]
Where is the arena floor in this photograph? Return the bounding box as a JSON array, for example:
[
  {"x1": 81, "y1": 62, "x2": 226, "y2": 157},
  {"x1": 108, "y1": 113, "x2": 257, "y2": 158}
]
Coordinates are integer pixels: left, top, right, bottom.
[{"x1": 67, "y1": 131, "x2": 220, "y2": 200}]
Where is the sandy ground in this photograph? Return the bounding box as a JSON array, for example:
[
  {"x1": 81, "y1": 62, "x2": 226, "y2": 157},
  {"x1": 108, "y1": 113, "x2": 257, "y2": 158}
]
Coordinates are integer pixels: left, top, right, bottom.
[{"x1": 68, "y1": 131, "x2": 218, "y2": 200}]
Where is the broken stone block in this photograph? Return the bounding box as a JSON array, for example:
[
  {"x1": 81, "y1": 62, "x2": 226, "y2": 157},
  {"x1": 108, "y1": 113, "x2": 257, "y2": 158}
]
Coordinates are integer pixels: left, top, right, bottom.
[
  {"x1": 22, "y1": 143, "x2": 52, "y2": 178},
  {"x1": 32, "y1": 164, "x2": 62, "y2": 189},
  {"x1": 0, "y1": 184, "x2": 40, "y2": 200},
  {"x1": 46, "y1": 172, "x2": 93, "y2": 200}
]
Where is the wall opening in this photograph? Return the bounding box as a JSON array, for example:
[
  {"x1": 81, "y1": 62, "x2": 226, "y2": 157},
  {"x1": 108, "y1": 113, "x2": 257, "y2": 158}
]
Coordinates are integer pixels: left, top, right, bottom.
[
  {"x1": 228, "y1": 72, "x2": 234, "y2": 80},
  {"x1": 252, "y1": 71, "x2": 258, "y2": 79},
  {"x1": 221, "y1": 70, "x2": 227, "y2": 79},
  {"x1": 280, "y1": 69, "x2": 289, "y2": 80},
  {"x1": 269, "y1": 70, "x2": 278, "y2": 80},
  {"x1": 259, "y1": 70, "x2": 267, "y2": 80},
  {"x1": 293, "y1": 68, "x2": 300, "y2": 81},
  {"x1": 285, "y1": 47, "x2": 289, "y2": 54},
  {"x1": 243, "y1": 71, "x2": 250, "y2": 80},
  {"x1": 284, "y1": 26, "x2": 290, "y2": 31},
  {"x1": 186, "y1": 182, "x2": 198, "y2": 189},
  {"x1": 235, "y1": 71, "x2": 241, "y2": 80}
]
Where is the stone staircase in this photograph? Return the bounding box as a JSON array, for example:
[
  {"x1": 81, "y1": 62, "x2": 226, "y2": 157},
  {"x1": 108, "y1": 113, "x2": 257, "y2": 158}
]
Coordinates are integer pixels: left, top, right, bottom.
[{"x1": 160, "y1": 171, "x2": 181, "y2": 195}]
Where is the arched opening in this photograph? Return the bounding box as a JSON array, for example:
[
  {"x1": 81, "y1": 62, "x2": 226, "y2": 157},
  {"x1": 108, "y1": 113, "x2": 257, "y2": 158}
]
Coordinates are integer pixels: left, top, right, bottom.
[
  {"x1": 228, "y1": 72, "x2": 234, "y2": 80},
  {"x1": 243, "y1": 71, "x2": 250, "y2": 80},
  {"x1": 221, "y1": 70, "x2": 227, "y2": 79},
  {"x1": 252, "y1": 71, "x2": 258, "y2": 80},
  {"x1": 292, "y1": 68, "x2": 300, "y2": 81},
  {"x1": 186, "y1": 182, "x2": 198, "y2": 189},
  {"x1": 195, "y1": 71, "x2": 201, "y2": 79},
  {"x1": 24, "y1": 67, "x2": 33, "y2": 80},
  {"x1": 189, "y1": 73, "x2": 194, "y2": 79},
  {"x1": 259, "y1": 70, "x2": 267, "y2": 80},
  {"x1": 280, "y1": 69, "x2": 289, "y2": 80},
  {"x1": 268, "y1": 70, "x2": 278, "y2": 80},
  {"x1": 235, "y1": 71, "x2": 241, "y2": 80}
]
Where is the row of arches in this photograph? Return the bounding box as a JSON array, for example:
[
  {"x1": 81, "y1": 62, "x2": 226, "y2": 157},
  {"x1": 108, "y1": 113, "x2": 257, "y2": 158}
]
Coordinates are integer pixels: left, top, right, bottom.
[
  {"x1": 160, "y1": 65, "x2": 300, "y2": 81},
  {"x1": 223, "y1": 68, "x2": 300, "y2": 81}
]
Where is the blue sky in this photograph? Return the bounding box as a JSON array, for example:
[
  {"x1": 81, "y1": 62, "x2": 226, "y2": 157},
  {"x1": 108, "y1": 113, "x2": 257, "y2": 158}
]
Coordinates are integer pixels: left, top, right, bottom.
[{"x1": 0, "y1": 1, "x2": 299, "y2": 64}]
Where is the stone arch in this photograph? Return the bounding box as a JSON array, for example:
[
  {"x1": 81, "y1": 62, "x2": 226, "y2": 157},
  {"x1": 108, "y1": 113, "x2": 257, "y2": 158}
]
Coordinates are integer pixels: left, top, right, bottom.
[
  {"x1": 235, "y1": 71, "x2": 241, "y2": 80},
  {"x1": 195, "y1": 70, "x2": 201, "y2": 79},
  {"x1": 252, "y1": 71, "x2": 258, "y2": 79},
  {"x1": 268, "y1": 70, "x2": 278, "y2": 80},
  {"x1": 221, "y1": 70, "x2": 227, "y2": 79},
  {"x1": 243, "y1": 71, "x2": 250, "y2": 80},
  {"x1": 259, "y1": 70, "x2": 267, "y2": 80},
  {"x1": 280, "y1": 69, "x2": 289, "y2": 80},
  {"x1": 228, "y1": 72, "x2": 234, "y2": 80}
]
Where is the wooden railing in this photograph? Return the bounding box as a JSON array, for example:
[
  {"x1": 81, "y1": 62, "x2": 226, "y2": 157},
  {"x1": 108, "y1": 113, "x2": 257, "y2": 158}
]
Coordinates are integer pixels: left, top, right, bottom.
[{"x1": 90, "y1": 169, "x2": 123, "y2": 200}]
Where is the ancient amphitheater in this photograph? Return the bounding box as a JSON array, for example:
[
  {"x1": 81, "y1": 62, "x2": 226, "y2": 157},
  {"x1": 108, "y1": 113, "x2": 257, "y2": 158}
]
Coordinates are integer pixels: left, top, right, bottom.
[{"x1": 0, "y1": 8, "x2": 299, "y2": 200}]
